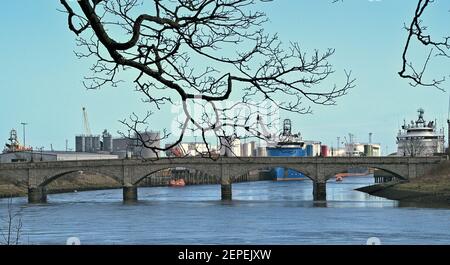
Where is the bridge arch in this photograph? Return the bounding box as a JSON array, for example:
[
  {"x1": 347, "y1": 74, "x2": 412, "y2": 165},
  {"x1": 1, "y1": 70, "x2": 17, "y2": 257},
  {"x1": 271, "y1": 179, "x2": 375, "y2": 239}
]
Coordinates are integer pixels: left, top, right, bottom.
[
  {"x1": 230, "y1": 165, "x2": 315, "y2": 182},
  {"x1": 228, "y1": 164, "x2": 317, "y2": 182},
  {"x1": 37, "y1": 169, "x2": 123, "y2": 188},
  {"x1": 322, "y1": 165, "x2": 407, "y2": 182},
  {"x1": 132, "y1": 166, "x2": 219, "y2": 186}
]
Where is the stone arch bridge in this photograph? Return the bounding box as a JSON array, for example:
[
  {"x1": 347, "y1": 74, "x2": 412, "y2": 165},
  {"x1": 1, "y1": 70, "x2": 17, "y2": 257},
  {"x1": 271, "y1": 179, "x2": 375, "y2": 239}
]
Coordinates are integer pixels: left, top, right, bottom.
[{"x1": 0, "y1": 156, "x2": 445, "y2": 203}]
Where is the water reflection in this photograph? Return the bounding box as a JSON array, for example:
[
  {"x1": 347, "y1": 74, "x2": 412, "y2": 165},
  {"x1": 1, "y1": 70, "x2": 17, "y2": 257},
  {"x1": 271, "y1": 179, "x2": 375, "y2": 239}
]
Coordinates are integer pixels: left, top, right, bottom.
[{"x1": 1, "y1": 176, "x2": 449, "y2": 245}]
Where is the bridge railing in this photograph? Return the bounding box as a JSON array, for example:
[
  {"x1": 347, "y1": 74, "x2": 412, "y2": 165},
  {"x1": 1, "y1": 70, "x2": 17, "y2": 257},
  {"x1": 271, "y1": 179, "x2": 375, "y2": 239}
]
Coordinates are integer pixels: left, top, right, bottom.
[{"x1": 0, "y1": 155, "x2": 446, "y2": 170}]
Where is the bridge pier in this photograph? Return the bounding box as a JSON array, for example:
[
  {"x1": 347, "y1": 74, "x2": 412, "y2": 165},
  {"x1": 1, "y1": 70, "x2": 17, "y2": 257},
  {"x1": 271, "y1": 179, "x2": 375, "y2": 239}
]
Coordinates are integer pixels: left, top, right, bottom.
[
  {"x1": 123, "y1": 185, "x2": 138, "y2": 202},
  {"x1": 313, "y1": 181, "x2": 326, "y2": 201},
  {"x1": 28, "y1": 187, "x2": 47, "y2": 203},
  {"x1": 221, "y1": 177, "x2": 232, "y2": 200}
]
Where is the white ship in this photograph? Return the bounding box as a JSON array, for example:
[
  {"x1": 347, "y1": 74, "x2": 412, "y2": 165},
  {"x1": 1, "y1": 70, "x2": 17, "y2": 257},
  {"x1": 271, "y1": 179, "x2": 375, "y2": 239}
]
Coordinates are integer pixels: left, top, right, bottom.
[{"x1": 396, "y1": 108, "x2": 445, "y2": 157}]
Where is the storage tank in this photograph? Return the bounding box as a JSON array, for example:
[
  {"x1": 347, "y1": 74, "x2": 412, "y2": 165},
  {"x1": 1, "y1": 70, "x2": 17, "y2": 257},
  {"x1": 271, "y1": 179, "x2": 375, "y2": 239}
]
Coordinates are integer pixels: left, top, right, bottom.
[
  {"x1": 306, "y1": 144, "x2": 314, "y2": 157},
  {"x1": 256, "y1": 147, "x2": 267, "y2": 157},
  {"x1": 321, "y1": 145, "x2": 328, "y2": 157},
  {"x1": 241, "y1": 142, "x2": 252, "y2": 157},
  {"x1": 84, "y1": 136, "x2": 101, "y2": 153},
  {"x1": 364, "y1": 145, "x2": 373, "y2": 157},
  {"x1": 84, "y1": 136, "x2": 92, "y2": 152},
  {"x1": 313, "y1": 142, "x2": 321, "y2": 156},
  {"x1": 102, "y1": 130, "x2": 113, "y2": 152},
  {"x1": 240, "y1": 143, "x2": 246, "y2": 157},
  {"x1": 133, "y1": 131, "x2": 160, "y2": 158},
  {"x1": 75, "y1": 136, "x2": 85, "y2": 152},
  {"x1": 92, "y1": 136, "x2": 101, "y2": 152},
  {"x1": 220, "y1": 136, "x2": 240, "y2": 157},
  {"x1": 250, "y1": 141, "x2": 256, "y2": 157}
]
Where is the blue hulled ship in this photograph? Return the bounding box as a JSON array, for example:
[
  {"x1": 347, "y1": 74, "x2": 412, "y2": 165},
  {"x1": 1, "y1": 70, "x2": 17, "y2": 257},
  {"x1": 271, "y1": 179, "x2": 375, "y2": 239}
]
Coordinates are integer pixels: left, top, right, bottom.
[{"x1": 266, "y1": 119, "x2": 307, "y2": 181}]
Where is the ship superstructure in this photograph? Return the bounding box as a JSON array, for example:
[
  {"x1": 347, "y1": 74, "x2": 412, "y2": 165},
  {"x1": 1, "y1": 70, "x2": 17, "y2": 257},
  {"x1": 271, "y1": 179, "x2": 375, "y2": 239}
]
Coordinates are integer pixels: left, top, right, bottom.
[
  {"x1": 3, "y1": 129, "x2": 32, "y2": 153},
  {"x1": 396, "y1": 108, "x2": 445, "y2": 157}
]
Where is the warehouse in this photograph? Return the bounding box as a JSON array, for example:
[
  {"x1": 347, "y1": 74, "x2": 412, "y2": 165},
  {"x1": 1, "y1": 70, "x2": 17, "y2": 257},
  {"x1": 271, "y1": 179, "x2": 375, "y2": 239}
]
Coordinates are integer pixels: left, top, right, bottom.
[{"x1": 0, "y1": 151, "x2": 118, "y2": 163}]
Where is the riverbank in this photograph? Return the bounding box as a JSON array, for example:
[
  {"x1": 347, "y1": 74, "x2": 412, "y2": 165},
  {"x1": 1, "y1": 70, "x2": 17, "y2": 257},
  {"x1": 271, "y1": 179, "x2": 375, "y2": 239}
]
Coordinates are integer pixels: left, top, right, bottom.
[
  {"x1": 0, "y1": 172, "x2": 122, "y2": 199},
  {"x1": 357, "y1": 161, "x2": 450, "y2": 204}
]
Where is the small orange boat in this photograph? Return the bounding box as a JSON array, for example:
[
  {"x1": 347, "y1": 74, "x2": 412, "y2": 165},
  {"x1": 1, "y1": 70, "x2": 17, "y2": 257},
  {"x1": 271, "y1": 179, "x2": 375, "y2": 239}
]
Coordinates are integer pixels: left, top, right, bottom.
[
  {"x1": 335, "y1": 171, "x2": 370, "y2": 182},
  {"x1": 169, "y1": 179, "x2": 186, "y2": 187}
]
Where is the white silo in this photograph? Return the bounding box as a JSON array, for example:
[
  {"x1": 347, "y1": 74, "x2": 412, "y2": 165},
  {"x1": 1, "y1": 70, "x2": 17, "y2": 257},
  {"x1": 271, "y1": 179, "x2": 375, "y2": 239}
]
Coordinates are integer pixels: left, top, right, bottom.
[
  {"x1": 220, "y1": 136, "x2": 241, "y2": 157},
  {"x1": 241, "y1": 142, "x2": 253, "y2": 157}
]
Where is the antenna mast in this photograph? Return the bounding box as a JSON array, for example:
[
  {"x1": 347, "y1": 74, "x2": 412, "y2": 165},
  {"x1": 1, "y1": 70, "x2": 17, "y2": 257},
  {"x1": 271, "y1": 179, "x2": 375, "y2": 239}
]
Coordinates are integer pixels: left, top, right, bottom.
[
  {"x1": 82, "y1": 107, "x2": 92, "y2": 136},
  {"x1": 448, "y1": 92, "x2": 450, "y2": 121},
  {"x1": 447, "y1": 94, "x2": 450, "y2": 154},
  {"x1": 337, "y1": 137, "x2": 340, "y2": 150}
]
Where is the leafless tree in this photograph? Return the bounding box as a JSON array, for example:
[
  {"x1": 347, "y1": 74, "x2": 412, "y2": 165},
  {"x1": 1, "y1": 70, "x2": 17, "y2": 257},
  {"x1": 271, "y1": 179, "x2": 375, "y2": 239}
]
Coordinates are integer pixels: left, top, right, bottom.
[
  {"x1": 1, "y1": 198, "x2": 23, "y2": 245},
  {"x1": 60, "y1": 0, "x2": 354, "y2": 159},
  {"x1": 403, "y1": 137, "x2": 426, "y2": 157}
]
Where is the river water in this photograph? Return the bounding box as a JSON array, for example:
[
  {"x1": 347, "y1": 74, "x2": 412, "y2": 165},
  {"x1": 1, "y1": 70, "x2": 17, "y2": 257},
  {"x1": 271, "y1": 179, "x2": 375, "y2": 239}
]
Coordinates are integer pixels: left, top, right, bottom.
[{"x1": 1, "y1": 176, "x2": 450, "y2": 245}]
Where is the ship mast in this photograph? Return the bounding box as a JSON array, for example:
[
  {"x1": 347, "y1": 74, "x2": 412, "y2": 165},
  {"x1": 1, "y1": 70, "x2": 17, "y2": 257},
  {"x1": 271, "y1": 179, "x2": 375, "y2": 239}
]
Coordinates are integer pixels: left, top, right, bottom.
[{"x1": 416, "y1": 108, "x2": 425, "y2": 126}]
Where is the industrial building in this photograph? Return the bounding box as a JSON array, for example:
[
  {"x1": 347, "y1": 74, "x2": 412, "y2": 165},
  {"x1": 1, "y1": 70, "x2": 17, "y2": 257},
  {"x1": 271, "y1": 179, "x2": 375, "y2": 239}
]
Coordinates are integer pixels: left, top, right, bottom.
[
  {"x1": 74, "y1": 107, "x2": 161, "y2": 158},
  {"x1": 111, "y1": 131, "x2": 160, "y2": 158},
  {"x1": 74, "y1": 128, "x2": 161, "y2": 159},
  {"x1": 1, "y1": 129, "x2": 118, "y2": 163},
  {"x1": 131, "y1": 131, "x2": 161, "y2": 158},
  {"x1": 328, "y1": 133, "x2": 382, "y2": 157},
  {"x1": 75, "y1": 107, "x2": 102, "y2": 153},
  {"x1": 329, "y1": 148, "x2": 346, "y2": 157},
  {"x1": 344, "y1": 142, "x2": 381, "y2": 157},
  {"x1": 0, "y1": 151, "x2": 118, "y2": 163},
  {"x1": 164, "y1": 140, "x2": 271, "y2": 158},
  {"x1": 112, "y1": 137, "x2": 134, "y2": 158},
  {"x1": 164, "y1": 142, "x2": 221, "y2": 157}
]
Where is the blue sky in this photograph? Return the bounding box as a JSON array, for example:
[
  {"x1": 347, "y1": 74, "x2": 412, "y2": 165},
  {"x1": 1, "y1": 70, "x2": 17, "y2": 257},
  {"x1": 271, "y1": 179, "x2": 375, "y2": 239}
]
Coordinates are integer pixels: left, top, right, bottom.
[{"x1": 1, "y1": 0, "x2": 449, "y2": 154}]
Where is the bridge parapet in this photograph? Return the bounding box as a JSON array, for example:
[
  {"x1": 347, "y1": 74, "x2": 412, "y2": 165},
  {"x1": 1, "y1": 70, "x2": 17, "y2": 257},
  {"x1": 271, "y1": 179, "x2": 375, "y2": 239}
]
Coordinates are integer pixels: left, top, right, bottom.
[{"x1": 0, "y1": 156, "x2": 445, "y2": 168}]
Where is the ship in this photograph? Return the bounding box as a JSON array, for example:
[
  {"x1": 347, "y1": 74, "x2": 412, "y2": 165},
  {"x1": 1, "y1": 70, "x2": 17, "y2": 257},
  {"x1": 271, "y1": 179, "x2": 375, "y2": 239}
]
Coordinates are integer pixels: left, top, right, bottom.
[
  {"x1": 3, "y1": 129, "x2": 32, "y2": 153},
  {"x1": 169, "y1": 178, "x2": 186, "y2": 187},
  {"x1": 335, "y1": 168, "x2": 374, "y2": 181},
  {"x1": 266, "y1": 119, "x2": 307, "y2": 181}
]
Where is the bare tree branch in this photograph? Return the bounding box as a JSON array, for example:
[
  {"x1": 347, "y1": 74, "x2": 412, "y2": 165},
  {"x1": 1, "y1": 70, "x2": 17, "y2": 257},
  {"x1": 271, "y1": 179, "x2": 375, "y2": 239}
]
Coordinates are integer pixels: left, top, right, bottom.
[
  {"x1": 1, "y1": 198, "x2": 23, "y2": 245},
  {"x1": 61, "y1": 0, "x2": 354, "y2": 158},
  {"x1": 399, "y1": 0, "x2": 450, "y2": 90}
]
